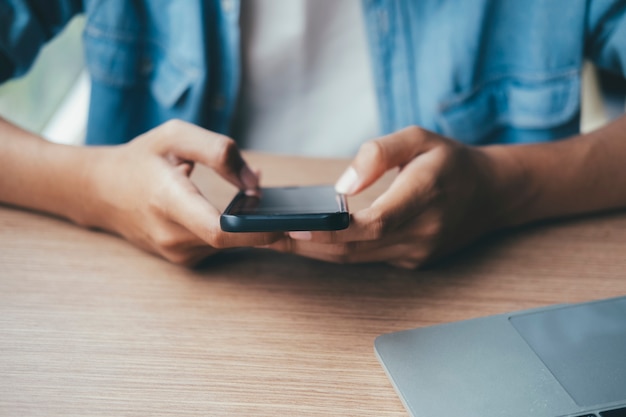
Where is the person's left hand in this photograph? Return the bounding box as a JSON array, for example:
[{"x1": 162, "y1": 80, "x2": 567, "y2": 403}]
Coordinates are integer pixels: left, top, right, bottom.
[{"x1": 264, "y1": 126, "x2": 503, "y2": 269}]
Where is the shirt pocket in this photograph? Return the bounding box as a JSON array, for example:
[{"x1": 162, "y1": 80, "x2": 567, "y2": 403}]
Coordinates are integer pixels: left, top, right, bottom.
[
  {"x1": 437, "y1": 70, "x2": 580, "y2": 144},
  {"x1": 82, "y1": 25, "x2": 199, "y2": 108}
]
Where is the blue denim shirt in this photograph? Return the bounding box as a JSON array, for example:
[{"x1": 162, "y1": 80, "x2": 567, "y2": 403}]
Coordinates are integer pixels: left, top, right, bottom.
[{"x1": 1, "y1": 0, "x2": 625, "y2": 149}]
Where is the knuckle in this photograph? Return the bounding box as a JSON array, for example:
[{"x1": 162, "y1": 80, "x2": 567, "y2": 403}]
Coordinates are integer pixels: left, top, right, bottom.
[
  {"x1": 206, "y1": 224, "x2": 244, "y2": 250},
  {"x1": 330, "y1": 253, "x2": 351, "y2": 264},
  {"x1": 417, "y1": 174, "x2": 441, "y2": 205},
  {"x1": 329, "y1": 243, "x2": 351, "y2": 257},
  {"x1": 360, "y1": 140, "x2": 386, "y2": 166},
  {"x1": 391, "y1": 253, "x2": 423, "y2": 270},
  {"x1": 148, "y1": 195, "x2": 175, "y2": 227},
  {"x1": 404, "y1": 125, "x2": 423, "y2": 138},
  {"x1": 152, "y1": 230, "x2": 182, "y2": 251},
  {"x1": 373, "y1": 218, "x2": 386, "y2": 240},
  {"x1": 364, "y1": 208, "x2": 387, "y2": 240},
  {"x1": 208, "y1": 232, "x2": 228, "y2": 249},
  {"x1": 420, "y1": 214, "x2": 444, "y2": 239},
  {"x1": 438, "y1": 142, "x2": 462, "y2": 163},
  {"x1": 162, "y1": 118, "x2": 185, "y2": 134},
  {"x1": 281, "y1": 238, "x2": 295, "y2": 253},
  {"x1": 405, "y1": 125, "x2": 427, "y2": 145},
  {"x1": 146, "y1": 119, "x2": 187, "y2": 151},
  {"x1": 162, "y1": 250, "x2": 197, "y2": 267}
]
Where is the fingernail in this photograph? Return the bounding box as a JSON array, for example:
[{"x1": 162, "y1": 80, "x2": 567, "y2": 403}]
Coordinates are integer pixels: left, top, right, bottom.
[
  {"x1": 335, "y1": 166, "x2": 359, "y2": 194},
  {"x1": 240, "y1": 165, "x2": 259, "y2": 190},
  {"x1": 289, "y1": 231, "x2": 312, "y2": 240}
]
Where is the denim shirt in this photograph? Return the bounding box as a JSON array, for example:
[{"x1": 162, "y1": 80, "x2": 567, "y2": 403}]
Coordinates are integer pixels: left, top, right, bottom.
[{"x1": 1, "y1": 0, "x2": 625, "y2": 148}]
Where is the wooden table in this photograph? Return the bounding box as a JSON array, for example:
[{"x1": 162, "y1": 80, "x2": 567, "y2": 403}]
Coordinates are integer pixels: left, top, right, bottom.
[{"x1": 1, "y1": 153, "x2": 625, "y2": 416}]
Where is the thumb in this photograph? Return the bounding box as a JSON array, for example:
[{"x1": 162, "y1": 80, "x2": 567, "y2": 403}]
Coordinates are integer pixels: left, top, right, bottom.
[{"x1": 335, "y1": 126, "x2": 433, "y2": 195}]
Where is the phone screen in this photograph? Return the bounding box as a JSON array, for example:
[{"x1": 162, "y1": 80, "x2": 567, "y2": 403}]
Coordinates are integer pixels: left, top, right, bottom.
[
  {"x1": 228, "y1": 185, "x2": 344, "y2": 215},
  {"x1": 221, "y1": 185, "x2": 349, "y2": 232}
]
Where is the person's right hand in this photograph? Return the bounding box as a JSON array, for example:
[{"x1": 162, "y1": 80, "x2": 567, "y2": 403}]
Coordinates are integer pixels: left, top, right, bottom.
[{"x1": 80, "y1": 119, "x2": 281, "y2": 266}]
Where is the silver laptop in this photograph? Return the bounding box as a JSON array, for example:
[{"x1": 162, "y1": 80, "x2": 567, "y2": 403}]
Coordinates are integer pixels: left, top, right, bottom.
[{"x1": 375, "y1": 295, "x2": 626, "y2": 417}]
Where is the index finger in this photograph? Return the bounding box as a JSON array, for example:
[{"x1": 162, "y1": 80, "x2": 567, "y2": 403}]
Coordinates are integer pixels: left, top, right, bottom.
[
  {"x1": 335, "y1": 126, "x2": 435, "y2": 195},
  {"x1": 151, "y1": 120, "x2": 259, "y2": 191}
]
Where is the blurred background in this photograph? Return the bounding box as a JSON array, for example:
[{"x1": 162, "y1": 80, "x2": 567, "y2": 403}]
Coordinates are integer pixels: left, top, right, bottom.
[
  {"x1": 0, "y1": 16, "x2": 89, "y2": 146},
  {"x1": 0, "y1": 15, "x2": 623, "y2": 146}
]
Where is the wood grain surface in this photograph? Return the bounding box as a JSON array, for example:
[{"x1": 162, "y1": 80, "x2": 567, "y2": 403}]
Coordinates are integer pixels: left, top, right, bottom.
[{"x1": 1, "y1": 152, "x2": 625, "y2": 416}]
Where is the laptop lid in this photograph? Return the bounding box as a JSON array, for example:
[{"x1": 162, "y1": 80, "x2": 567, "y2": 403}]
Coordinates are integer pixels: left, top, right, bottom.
[{"x1": 375, "y1": 296, "x2": 626, "y2": 417}]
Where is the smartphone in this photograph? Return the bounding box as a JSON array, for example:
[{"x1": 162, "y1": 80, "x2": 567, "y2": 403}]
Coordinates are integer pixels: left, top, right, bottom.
[{"x1": 220, "y1": 185, "x2": 349, "y2": 232}]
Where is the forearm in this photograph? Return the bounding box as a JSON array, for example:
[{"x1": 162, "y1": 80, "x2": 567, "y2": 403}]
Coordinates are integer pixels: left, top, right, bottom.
[
  {"x1": 485, "y1": 115, "x2": 626, "y2": 229},
  {"x1": 0, "y1": 117, "x2": 98, "y2": 225}
]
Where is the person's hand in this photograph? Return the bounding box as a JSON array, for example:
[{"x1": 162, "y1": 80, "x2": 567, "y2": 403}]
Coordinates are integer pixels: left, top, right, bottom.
[
  {"x1": 81, "y1": 120, "x2": 281, "y2": 266},
  {"x1": 266, "y1": 126, "x2": 500, "y2": 269}
]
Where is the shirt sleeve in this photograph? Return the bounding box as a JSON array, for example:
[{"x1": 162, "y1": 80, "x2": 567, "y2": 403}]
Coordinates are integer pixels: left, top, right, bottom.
[
  {"x1": 586, "y1": 0, "x2": 626, "y2": 77},
  {"x1": 0, "y1": 0, "x2": 83, "y2": 83}
]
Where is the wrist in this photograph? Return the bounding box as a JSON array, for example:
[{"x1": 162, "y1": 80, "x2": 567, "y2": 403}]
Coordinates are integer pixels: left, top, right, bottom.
[
  {"x1": 0, "y1": 124, "x2": 98, "y2": 226},
  {"x1": 66, "y1": 145, "x2": 119, "y2": 231},
  {"x1": 478, "y1": 144, "x2": 536, "y2": 230},
  {"x1": 39, "y1": 142, "x2": 102, "y2": 227}
]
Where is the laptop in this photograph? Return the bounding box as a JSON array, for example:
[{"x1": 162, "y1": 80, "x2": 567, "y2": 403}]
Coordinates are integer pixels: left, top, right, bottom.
[{"x1": 375, "y1": 295, "x2": 626, "y2": 417}]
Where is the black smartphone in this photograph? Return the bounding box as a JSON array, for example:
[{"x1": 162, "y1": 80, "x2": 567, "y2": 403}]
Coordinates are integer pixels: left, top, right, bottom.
[{"x1": 220, "y1": 185, "x2": 349, "y2": 232}]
